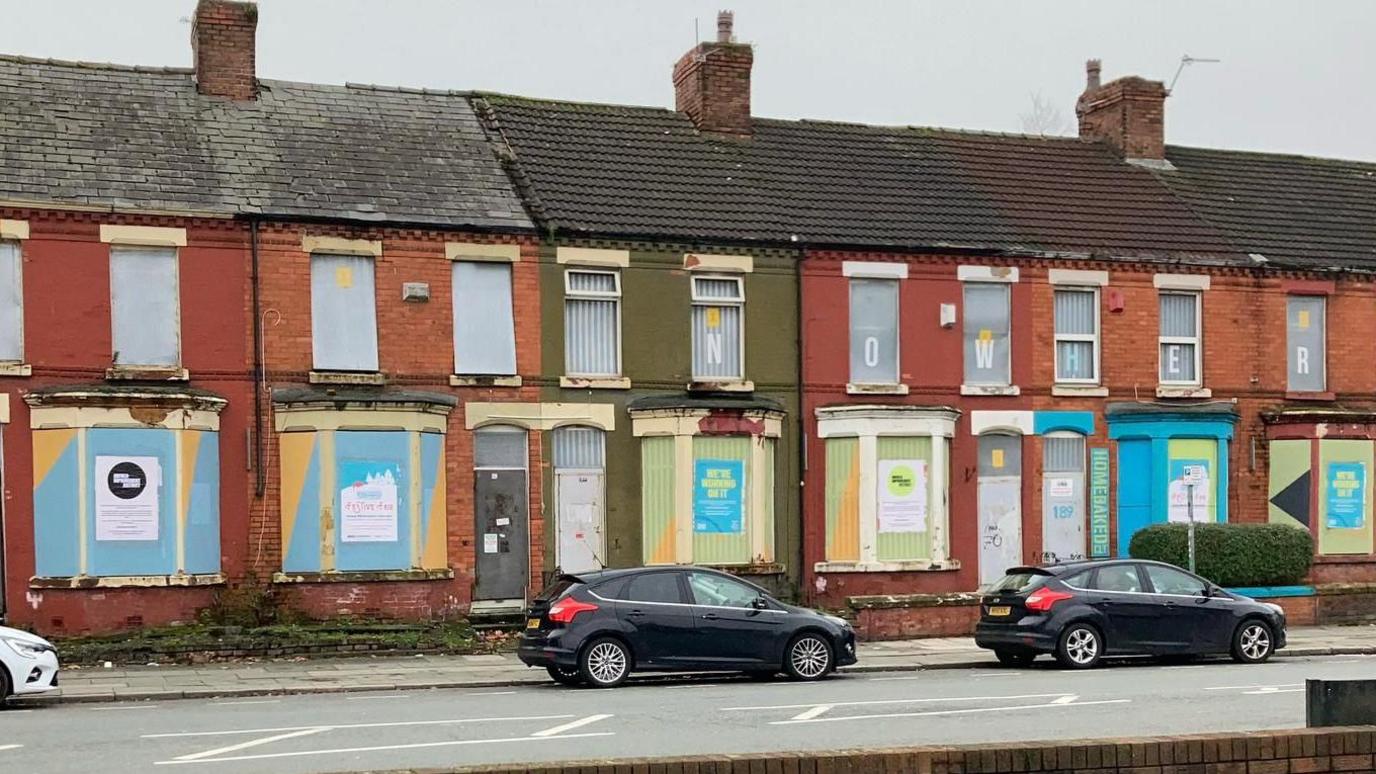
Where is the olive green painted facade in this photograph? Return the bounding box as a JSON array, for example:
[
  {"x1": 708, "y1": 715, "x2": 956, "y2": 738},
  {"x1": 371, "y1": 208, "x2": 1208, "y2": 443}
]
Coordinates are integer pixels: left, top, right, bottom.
[{"x1": 535, "y1": 240, "x2": 802, "y2": 597}]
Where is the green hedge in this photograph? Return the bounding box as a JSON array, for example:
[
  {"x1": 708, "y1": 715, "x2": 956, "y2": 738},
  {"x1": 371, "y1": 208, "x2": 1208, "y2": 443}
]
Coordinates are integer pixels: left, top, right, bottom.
[{"x1": 1128, "y1": 522, "x2": 1313, "y2": 587}]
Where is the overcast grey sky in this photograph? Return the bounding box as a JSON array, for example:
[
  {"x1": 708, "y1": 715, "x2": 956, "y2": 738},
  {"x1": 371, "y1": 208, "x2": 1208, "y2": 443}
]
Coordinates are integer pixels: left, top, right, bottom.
[{"x1": 4, "y1": 1, "x2": 1373, "y2": 161}]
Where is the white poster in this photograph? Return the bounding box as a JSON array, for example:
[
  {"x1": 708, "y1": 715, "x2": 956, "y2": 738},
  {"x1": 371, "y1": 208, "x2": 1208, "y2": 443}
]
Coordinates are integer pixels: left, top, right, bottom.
[
  {"x1": 1048, "y1": 477, "x2": 1074, "y2": 498},
  {"x1": 877, "y1": 459, "x2": 928, "y2": 533},
  {"x1": 340, "y1": 470, "x2": 399, "y2": 542},
  {"x1": 95, "y1": 456, "x2": 161, "y2": 541},
  {"x1": 1168, "y1": 468, "x2": 1211, "y2": 523}
]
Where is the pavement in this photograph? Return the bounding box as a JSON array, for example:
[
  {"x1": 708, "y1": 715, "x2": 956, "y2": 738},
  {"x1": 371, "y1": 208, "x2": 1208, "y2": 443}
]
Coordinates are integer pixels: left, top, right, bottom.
[
  {"x1": 3, "y1": 652, "x2": 1373, "y2": 773},
  {"x1": 13, "y1": 623, "x2": 1376, "y2": 706}
]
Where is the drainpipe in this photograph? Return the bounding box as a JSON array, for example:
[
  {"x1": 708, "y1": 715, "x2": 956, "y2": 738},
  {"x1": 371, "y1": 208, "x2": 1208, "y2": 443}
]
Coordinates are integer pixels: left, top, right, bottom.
[
  {"x1": 794, "y1": 244, "x2": 807, "y2": 602},
  {"x1": 250, "y1": 219, "x2": 265, "y2": 497}
]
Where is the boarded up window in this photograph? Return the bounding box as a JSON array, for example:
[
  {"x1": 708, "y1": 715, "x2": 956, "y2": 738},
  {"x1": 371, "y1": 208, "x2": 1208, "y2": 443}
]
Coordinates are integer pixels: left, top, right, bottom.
[
  {"x1": 691, "y1": 276, "x2": 744, "y2": 381},
  {"x1": 1159, "y1": 292, "x2": 1201, "y2": 384},
  {"x1": 0, "y1": 241, "x2": 21, "y2": 361},
  {"x1": 311, "y1": 254, "x2": 378, "y2": 372},
  {"x1": 111, "y1": 246, "x2": 179, "y2": 366},
  {"x1": 452, "y1": 262, "x2": 516, "y2": 375},
  {"x1": 963, "y1": 283, "x2": 1010, "y2": 385},
  {"x1": 564, "y1": 270, "x2": 620, "y2": 376},
  {"x1": 848, "y1": 278, "x2": 898, "y2": 384},
  {"x1": 1054, "y1": 288, "x2": 1098, "y2": 382},
  {"x1": 1287, "y1": 295, "x2": 1325, "y2": 392}
]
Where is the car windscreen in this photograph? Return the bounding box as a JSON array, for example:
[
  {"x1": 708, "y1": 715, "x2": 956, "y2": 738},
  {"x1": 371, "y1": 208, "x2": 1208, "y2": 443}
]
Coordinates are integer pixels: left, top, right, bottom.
[
  {"x1": 534, "y1": 577, "x2": 580, "y2": 602},
  {"x1": 989, "y1": 570, "x2": 1050, "y2": 593}
]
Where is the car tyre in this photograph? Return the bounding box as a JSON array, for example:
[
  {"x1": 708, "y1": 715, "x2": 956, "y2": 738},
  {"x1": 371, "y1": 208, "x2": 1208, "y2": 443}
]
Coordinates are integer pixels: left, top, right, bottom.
[
  {"x1": 1055, "y1": 623, "x2": 1103, "y2": 669},
  {"x1": 579, "y1": 637, "x2": 631, "y2": 688},
  {"x1": 546, "y1": 665, "x2": 583, "y2": 687},
  {"x1": 1230, "y1": 620, "x2": 1275, "y2": 664},
  {"x1": 0, "y1": 664, "x2": 10, "y2": 707},
  {"x1": 994, "y1": 650, "x2": 1036, "y2": 668},
  {"x1": 784, "y1": 633, "x2": 833, "y2": 681}
]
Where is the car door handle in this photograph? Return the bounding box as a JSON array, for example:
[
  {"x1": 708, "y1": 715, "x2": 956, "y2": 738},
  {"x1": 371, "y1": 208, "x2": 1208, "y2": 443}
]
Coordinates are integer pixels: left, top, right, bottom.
[
  {"x1": 627, "y1": 609, "x2": 647, "y2": 617},
  {"x1": 701, "y1": 613, "x2": 720, "y2": 621}
]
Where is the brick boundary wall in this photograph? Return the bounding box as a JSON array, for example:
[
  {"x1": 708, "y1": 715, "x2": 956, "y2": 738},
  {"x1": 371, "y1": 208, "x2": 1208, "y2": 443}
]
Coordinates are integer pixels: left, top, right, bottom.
[{"x1": 440, "y1": 726, "x2": 1376, "y2": 774}]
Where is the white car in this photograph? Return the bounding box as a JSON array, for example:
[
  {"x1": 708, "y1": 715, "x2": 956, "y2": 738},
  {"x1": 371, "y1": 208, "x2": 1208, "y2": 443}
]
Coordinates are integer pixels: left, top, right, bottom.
[{"x1": 0, "y1": 625, "x2": 59, "y2": 702}]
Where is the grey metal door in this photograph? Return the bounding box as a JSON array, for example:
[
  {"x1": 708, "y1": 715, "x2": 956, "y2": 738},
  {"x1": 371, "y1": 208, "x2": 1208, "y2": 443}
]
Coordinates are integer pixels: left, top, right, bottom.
[
  {"x1": 474, "y1": 427, "x2": 529, "y2": 603},
  {"x1": 977, "y1": 434, "x2": 1023, "y2": 587},
  {"x1": 1042, "y1": 434, "x2": 1087, "y2": 563}
]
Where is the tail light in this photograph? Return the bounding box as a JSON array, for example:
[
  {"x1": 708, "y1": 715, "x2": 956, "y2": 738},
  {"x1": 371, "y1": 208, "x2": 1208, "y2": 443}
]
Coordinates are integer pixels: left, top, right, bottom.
[
  {"x1": 547, "y1": 597, "x2": 599, "y2": 624},
  {"x1": 1025, "y1": 587, "x2": 1074, "y2": 613}
]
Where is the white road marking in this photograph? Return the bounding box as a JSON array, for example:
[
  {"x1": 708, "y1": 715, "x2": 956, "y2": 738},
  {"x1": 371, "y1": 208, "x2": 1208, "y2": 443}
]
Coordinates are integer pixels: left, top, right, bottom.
[
  {"x1": 209, "y1": 700, "x2": 280, "y2": 706},
  {"x1": 530, "y1": 714, "x2": 613, "y2": 738},
  {"x1": 173, "y1": 728, "x2": 328, "y2": 762},
  {"x1": 0, "y1": 744, "x2": 22, "y2": 752},
  {"x1": 772, "y1": 698, "x2": 1130, "y2": 725},
  {"x1": 91, "y1": 704, "x2": 160, "y2": 711},
  {"x1": 152, "y1": 732, "x2": 615, "y2": 765},
  {"x1": 142, "y1": 714, "x2": 575, "y2": 739},
  {"x1": 723, "y1": 692, "x2": 1071, "y2": 711},
  {"x1": 972, "y1": 672, "x2": 1022, "y2": 678},
  {"x1": 1052, "y1": 695, "x2": 1078, "y2": 705},
  {"x1": 1245, "y1": 688, "x2": 1304, "y2": 695},
  {"x1": 791, "y1": 705, "x2": 833, "y2": 721},
  {"x1": 466, "y1": 691, "x2": 516, "y2": 696},
  {"x1": 1204, "y1": 683, "x2": 1302, "y2": 692},
  {"x1": 345, "y1": 694, "x2": 406, "y2": 701}
]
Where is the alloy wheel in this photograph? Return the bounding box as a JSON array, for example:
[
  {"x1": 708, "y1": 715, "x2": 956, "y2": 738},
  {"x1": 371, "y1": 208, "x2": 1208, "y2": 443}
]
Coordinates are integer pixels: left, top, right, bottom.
[
  {"x1": 585, "y1": 641, "x2": 628, "y2": 685},
  {"x1": 790, "y1": 635, "x2": 831, "y2": 679},
  {"x1": 1240, "y1": 623, "x2": 1272, "y2": 661},
  {"x1": 1065, "y1": 627, "x2": 1099, "y2": 665}
]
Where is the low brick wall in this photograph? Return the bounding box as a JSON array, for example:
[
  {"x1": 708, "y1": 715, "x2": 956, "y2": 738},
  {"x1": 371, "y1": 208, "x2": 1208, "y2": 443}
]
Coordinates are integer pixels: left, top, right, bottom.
[{"x1": 446, "y1": 726, "x2": 1376, "y2": 773}]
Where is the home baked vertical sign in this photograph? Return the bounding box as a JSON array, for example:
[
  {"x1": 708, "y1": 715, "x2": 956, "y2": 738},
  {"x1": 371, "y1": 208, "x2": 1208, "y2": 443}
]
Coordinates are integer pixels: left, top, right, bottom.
[{"x1": 1089, "y1": 448, "x2": 1111, "y2": 557}]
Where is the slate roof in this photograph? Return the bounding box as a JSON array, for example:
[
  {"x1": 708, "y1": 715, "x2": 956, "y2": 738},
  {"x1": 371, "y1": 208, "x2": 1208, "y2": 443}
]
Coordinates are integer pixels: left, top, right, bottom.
[
  {"x1": 0, "y1": 56, "x2": 531, "y2": 230},
  {"x1": 480, "y1": 94, "x2": 1376, "y2": 269}
]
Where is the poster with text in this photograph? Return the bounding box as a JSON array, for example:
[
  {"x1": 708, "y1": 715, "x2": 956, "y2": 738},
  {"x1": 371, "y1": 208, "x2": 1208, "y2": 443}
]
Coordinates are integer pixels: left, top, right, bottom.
[
  {"x1": 1327, "y1": 461, "x2": 1366, "y2": 529},
  {"x1": 339, "y1": 462, "x2": 400, "y2": 542},
  {"x1": 693, "y1": 459, "x2": 745, "y2": 533},
  {"x1": 1167, "y1": 458, "x2": 1211, "y2": 523},
  {"x1": 878, "y1": 459, "x2": 928, "y2": 533},
  {"x1": 95, "y1": 456, "x2": 162, "y2": 541}
]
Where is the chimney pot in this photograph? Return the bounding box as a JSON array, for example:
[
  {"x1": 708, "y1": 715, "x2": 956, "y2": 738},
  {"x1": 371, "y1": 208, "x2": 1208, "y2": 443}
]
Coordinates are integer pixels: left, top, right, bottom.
[
  {"x1": 673, "y1": 9, "x2": 753, "y2": 137},
  {"x1": 1086, "y1": 58, "x2": 1102, "y2": 90},
  {"x1": 192, "y1": 0, "x2": 258, "y2": 101}
]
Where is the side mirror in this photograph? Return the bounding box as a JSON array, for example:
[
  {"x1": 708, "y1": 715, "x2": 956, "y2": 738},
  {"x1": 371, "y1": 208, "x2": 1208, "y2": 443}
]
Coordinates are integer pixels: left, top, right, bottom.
[{"x1": 751, "y1": 596, "x2": 769, "y2": 610}]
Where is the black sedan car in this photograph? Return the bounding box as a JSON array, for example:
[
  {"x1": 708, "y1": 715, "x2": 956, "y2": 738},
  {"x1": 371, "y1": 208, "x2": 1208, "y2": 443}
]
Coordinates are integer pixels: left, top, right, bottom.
[
  {"x1": 518, "y1": 566, "x2": 857, "y2": 688},
  {"x1": 975, "y1": 559, "x2": 1287, "y2": 669}
]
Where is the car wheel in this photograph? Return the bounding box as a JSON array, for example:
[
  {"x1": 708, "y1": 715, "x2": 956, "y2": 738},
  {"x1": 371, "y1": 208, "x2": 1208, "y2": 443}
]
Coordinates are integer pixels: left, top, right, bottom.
[
  {"x1": 1231, "y1": 620, "x2": 1275, "y2": 664},
  {"x1": 1055, "y1": 623, "x2": 1103, "y2": 669},
  {"x1": 994, "y1": 650, "x2": 1036, "y2": 667},
  {"x1": 546, "y1": 665, "x2": 583, "y2": 687},
  {"x1": 579, "y1": 637, "x2": 631, "y2": 688},
  {"x1": 784, "y1": 633, "x2": 833, "y2": 681},
  {"x1": 0, "y1": 665, "x2": 9, "y2": 705}
]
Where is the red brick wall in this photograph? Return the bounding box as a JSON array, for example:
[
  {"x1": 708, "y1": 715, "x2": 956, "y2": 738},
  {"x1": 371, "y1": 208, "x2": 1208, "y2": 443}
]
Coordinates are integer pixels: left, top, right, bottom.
[
  {"x1": 0, "y1": 208, "x2": 252, "y2": 634},
  {"x1": 253, "y1": 224, "x2": 543, "y2": 615},
  {"x1": 801, "y1": 249, "x2": 1376, "y2": 606}
]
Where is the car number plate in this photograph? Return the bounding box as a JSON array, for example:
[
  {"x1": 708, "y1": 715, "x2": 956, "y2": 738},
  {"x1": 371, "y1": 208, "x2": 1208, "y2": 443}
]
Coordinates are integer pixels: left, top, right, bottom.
[
  {"x1": 989, "y1": 606, "x2": 1011, "y2": 617},
  {"x1": 526, "y1": 618, "x2": 541, "y2": 629}
]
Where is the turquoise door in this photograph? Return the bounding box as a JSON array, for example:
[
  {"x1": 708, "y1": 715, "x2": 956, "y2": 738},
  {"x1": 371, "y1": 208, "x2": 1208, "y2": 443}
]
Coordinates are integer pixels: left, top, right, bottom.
[{"x1": 1116, "y1": 439, "x2": 1152, "y2": 556}]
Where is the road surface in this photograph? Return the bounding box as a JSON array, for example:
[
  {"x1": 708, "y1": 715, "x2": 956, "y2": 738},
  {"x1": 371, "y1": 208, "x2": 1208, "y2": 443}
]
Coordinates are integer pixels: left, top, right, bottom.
[{"x1": 1, "y1": 654, "x2": 1369, "y2": 773}]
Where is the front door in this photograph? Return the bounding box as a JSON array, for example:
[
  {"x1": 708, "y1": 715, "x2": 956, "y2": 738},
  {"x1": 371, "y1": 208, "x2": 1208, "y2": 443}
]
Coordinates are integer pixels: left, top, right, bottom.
[
  {"x1": 1042, "y1": 434, "x2": 1087, "y2": 564},
  {"x1": 473, "y1": 427, "x2": 530, "y2": 606},
  {"x1": 685, "y1": 571, "x2": 783, "y2": 664},
  {"x1": 556, "y1": 470, "x2": 605, "y2": 574},
  {"x1": 977, "y1": 434, "x2": 1022, "y2": 586}
]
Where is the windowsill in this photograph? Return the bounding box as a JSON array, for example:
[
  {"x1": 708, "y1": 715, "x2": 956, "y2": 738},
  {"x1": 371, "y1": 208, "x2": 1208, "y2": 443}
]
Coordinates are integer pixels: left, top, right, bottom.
[
  {"x1": 271, "y1": 569, "x2": 454, "y2": 584},
  {"x1": 30, "y1": 573, "x2": 225, "y2": 589},
  {"x1": 1286, "y1": 391, "x2": 1336, "y2": 402},
  {"x1": 450, "y1": 375, "x2": 522, "y2": 387},
  {"x1": 687, "y1": 380, "x2": 754, "y2": 393},
  {"x1": 1312, "y1": 555, "x2": 1376, "y2": 564},
  {"x1": 814, "y1": 559, "x2": 961, "y2": 573},
  {"x1": 309, "y1": 370, "x2": 387, "y2": 386},
  {"x1": 0, "y1": 362, "x2": 32, "y2": 377},
  {"x1": 847, "y1": 383, "x2": 909, "y2": 396},
  {"x1": 560, "y1": 376, "x2": 631, "y2": 390},
  {"x1": 106, "y1": 366, "x2": 189, "y2": 382},
  {"x1": 1156, "y1": 385, "x2": 1212, "y2": 399},
  {"x1": 960, "y1": 384, "x2": 1020, "y2": 396},
  {"x1": 708, "y1": 562, "x2": 786, "y2": 575},
  {"x1": 1052, "y1": 384, "x2": 1108, "y2": 397}
]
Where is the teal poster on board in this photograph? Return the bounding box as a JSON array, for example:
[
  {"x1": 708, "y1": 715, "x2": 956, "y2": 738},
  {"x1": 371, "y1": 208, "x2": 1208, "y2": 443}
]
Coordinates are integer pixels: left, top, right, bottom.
[
  {"x1": 694, "y1": 459, "x2": 744, "y2": 533},
  {"x1": 1327, "y1": 461, "x2": 1366, "y2": 529},
  {"x1": 1089, "y1": 448, "x2": 1110, "y2": 558}
]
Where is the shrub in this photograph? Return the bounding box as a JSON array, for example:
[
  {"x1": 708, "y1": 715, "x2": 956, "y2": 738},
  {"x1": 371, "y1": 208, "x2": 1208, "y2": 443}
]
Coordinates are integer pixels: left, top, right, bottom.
[{"x1": 1128, "y1": 522, "x2": 1313, "y2": 587}]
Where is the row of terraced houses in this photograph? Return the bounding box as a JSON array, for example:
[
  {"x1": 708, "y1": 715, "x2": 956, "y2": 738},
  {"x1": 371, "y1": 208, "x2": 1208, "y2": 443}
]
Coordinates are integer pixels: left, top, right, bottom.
[{"x1": 1, "y1": 1, "x2": 1373, "y2": 636}]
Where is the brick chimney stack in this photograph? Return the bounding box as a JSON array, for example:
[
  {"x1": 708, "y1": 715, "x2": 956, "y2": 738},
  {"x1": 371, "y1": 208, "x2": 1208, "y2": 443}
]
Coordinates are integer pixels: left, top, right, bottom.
[
  {"x1": 672, "y1": 10, "x2": 754, "y2": 138},
  {"x1": 1075, "y1": 59, "x2": 1168, "y2": 162},
  {"x1": 192, "y1": 0, "x2": 258, "y2": 101}
]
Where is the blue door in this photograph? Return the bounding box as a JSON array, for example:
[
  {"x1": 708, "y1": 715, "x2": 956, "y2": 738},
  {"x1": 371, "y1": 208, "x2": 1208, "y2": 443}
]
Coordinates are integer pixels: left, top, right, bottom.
[{"x1": 1116, "y1": 439, "x2": 1152, "y2": 556}]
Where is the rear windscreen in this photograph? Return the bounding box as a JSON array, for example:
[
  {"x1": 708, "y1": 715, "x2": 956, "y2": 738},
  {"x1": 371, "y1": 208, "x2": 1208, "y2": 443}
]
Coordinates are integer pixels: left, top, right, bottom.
[
  {"x1": 989, "y1": 572, "x2": 1049, "y2": 593},
  {"x1": 535, "y1": 578, "x2": 579, "y2": 602}
]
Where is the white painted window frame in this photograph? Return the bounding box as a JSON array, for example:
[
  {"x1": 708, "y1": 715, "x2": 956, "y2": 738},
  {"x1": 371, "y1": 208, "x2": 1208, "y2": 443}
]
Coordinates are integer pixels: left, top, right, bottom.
[
  {"x1": 1158, "y1": 290, "x2": 1202, "y2": 387},
  {"x1": 690, "y1": 274, "x2": 746, "y2": 381},
  {"x1": 563, "y1": 268, "x2": 623, "y2": 378},
  {"x1": 1053, "y1": 287, "x2": 1100, "y2": 385}
]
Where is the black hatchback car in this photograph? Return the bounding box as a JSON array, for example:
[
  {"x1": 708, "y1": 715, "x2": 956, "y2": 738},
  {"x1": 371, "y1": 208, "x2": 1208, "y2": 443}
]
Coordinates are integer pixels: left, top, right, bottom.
[
  {"x1": 975, "y1": 559, "x2": 1287, "y2": 669},
  {"x1": 518, "y1": 566, "x2": 857, "y2": 688}
]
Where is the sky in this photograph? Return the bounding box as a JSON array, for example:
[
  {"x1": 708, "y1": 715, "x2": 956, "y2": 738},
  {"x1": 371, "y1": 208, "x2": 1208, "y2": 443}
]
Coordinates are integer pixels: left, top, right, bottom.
[{"x1": 3, "y1": 0, "x2": 1373, "y2": 162}]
